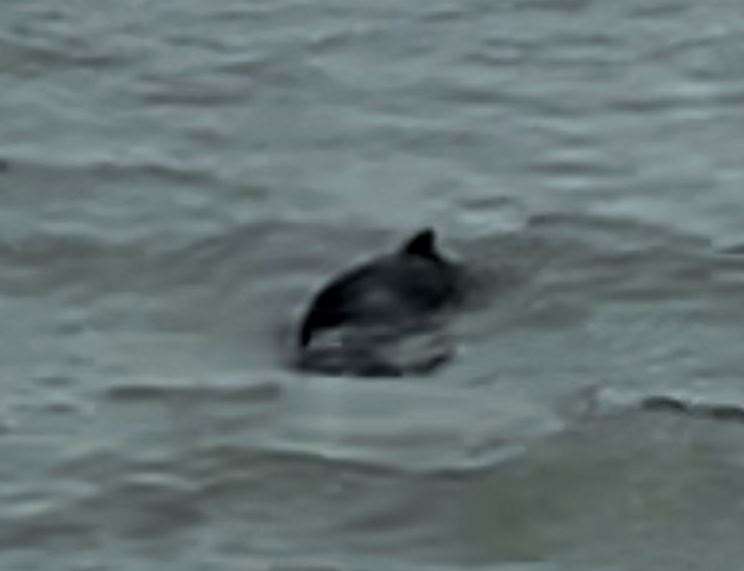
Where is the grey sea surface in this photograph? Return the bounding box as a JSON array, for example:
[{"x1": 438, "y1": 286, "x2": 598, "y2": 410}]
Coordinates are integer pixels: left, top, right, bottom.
[{"x1": 3, "y1": 0, "x2": 744, "y2": 569}]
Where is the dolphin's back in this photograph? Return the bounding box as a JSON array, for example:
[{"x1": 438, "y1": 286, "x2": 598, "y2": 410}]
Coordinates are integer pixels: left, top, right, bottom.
[
  {"x1": 299, "y1": 253, "x2": 458, "y2": 347},
  {"x1": 297, "y1": 228, "x2": 463, "y2": 356}
]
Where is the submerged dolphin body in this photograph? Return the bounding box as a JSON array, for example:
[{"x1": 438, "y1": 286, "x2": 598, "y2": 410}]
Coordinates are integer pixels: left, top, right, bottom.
[{"x1": 297, "y1": 229, "x2": 463, "y2": 375}]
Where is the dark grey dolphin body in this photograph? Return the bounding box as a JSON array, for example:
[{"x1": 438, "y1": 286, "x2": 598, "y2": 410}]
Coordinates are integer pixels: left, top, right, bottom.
[{"x1": 298, "y1": 228, "x2": 462, "y2": 352}]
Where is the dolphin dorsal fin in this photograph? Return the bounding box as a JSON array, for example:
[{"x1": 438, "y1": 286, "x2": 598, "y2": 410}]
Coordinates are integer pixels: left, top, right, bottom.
[{"x1": 401, "y1": 228, "x2": 439, "y2": 260}]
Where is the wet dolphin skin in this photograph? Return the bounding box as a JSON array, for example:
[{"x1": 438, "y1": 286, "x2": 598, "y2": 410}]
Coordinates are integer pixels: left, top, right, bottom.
[{"x1": 298, "y1": 228, "x2": 461, "y2": 349}]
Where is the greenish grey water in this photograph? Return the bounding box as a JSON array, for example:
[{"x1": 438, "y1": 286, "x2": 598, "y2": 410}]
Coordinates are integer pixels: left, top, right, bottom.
[{"x1": 2, "y1": 0, "x2": 744, "y2": 569}]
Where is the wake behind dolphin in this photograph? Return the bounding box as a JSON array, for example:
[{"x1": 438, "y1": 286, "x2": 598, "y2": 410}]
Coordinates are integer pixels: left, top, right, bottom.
[{"x1": 296, "y1": 228, "x2": 464, "y2": 376}]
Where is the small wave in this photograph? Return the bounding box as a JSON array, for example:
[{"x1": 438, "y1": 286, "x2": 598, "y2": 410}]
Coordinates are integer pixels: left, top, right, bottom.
[
  {"x1": 104, "y1": 379, "x2": 283, "y2": 404},
  {"x1": 629, "y1": 2, "x2": 690, "y2": 18},
  {"x1": 513, "y1": 0, "x2": 593, "y2": 13},
  {"x1": 139, "y1": 81, "x2": 250, "y2": 106},
  {"x1": 4, "y1": 154, "x2": 218, "y2": 185},
  {"x1": 526, "y1": 211, "x2": 711, "y2": 250},
  {"x1": 87, "y1": 158, "x2": 218, "y2": 185},
  {"x1": 608, "y1": 83, "x2": 744, "y2": 113},
  {"x1": 197, "y1": 440, "x2": 525, "y2": 481},
  {"x1": 205, "y1": 4, "x2": 277, "y2": 23},
  {"x1": 0, "y1": 474, "x2": 204, "y2": 549},
  {"x1": 0, "y1": 33, "x2": 141, "y2": 77},
  {"x1": 0, "y1": 228, "x2": 146, "y2": 298},
  {"x1": 717, "y1": 243, "x2": 744, "y2": 256},
  {"x1": 577, "y1": 385, "x2": 744, "y2": 425},
  {"x1": 642, "y1": 396, "x2": 744, "y2": 422},
  {"x1": 418, "y1": 5, "x2": 470, "y2": 23},
  {"x1": 529, "y1": 158, "x2": 628, "y2": 178}
]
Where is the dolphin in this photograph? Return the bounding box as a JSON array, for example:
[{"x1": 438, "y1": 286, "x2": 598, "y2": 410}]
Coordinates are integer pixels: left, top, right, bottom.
[{"x1": 298, "y1": 228, "x2": 461, "y2": 350}]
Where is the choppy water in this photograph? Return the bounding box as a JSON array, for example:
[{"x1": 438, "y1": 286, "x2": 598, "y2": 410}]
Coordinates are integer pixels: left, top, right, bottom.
[{"x1": 3, "y1": 0, "x2": 744, "y2": 569}]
